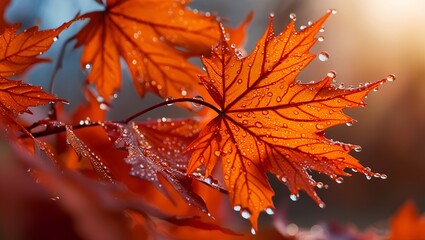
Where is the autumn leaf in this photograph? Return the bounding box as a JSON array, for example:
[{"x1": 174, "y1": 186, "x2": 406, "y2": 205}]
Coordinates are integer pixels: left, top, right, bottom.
[
  {"x1": 389, "y1": 201, "x2": 425, "y2": 240},
  {"x1": 103, "y1": 119, "x2": 211, "y2": 215},
  {"x1": 74, "y1": 0, "x2": 251, "y2": 104},
  {"x1": 0, "y1": 21, "x2": 74, "y2": 77},
  {"x1": 186, "y1": 11, "x2": 388, "y2": 230},
  {"x1": 65, "y1": 125, "x2": 114, "y2": 183},
  {"x1": 0, "y1": 76, "x2": 65, "y2": 117},
  {"x1": 0, "y1": 0, "x2": 10, "y2": 33}
]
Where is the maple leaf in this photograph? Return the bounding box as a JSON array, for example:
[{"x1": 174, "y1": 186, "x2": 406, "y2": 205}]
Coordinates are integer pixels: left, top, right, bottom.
[
  {"x1": 0, "y1": 21, "x2": 74, "y2": 77},
  {"x1": 103, "y1": 119, "x2": 211, "y2": 215},
  {"x1": 65, "y1": 125, "x2": 114, "y2": 183},
  {"x1": 0, "y1": 0, "x2": 10, "y2": 33},
  {"x1": 389, "y1": 201, "x2": 425, "y2": 240},
  {"x1": 74, "y1": 0, "x2": 223, "y2": 101},
  {"x1": 186, "y1": 12, "x2": 388, "y2": 230},
  {"x1": 74, "y1": 0, "x2": 252, "y2": 105},
  {"x1": 0, "y1": 76, "x2": 65, "y2": 117}
]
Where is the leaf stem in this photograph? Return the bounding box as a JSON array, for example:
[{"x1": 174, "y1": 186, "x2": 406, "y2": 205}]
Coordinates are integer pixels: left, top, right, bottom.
[{"x1": 122, "y1": 98, "x2": 221, "y2": 123}]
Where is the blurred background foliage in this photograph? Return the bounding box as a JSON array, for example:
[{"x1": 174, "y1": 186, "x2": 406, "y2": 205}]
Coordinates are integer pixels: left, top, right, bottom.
[{"x1": 4, "y1": 0, "x2": 425, "y2": 232}]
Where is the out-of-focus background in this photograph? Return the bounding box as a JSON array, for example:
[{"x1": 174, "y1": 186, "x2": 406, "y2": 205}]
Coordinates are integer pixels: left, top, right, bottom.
[{"x1": 5, "y1": 0, "x2": 425, "y2": 232}]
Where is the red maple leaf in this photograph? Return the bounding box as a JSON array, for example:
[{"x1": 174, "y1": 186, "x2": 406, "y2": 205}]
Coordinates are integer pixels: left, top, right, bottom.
[{"x1": 186, "y1": 11, "x2": 388, "y2": 230}]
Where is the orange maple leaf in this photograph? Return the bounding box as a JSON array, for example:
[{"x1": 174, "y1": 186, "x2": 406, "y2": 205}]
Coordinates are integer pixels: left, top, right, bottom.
[
  {"x1": 186, "y1": 12, "x2": 388, "y2": 230},
  {"x1": 0, "y1": 21, "x2": 73, "y2": 77},
  {"x1": 0, "y1": 76, "x2": 65, "y2": 117},
  {"x1": 389, "y1": 201, "x2": 425, "y2": 240},
  {"x1": 74, "y1": 0, "x2": 224, "y2": 101}
]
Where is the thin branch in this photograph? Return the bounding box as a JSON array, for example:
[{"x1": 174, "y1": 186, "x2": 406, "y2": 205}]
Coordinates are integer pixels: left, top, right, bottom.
[{"x1": 122, "y1": 98, "x2": 221, "y2": 123}]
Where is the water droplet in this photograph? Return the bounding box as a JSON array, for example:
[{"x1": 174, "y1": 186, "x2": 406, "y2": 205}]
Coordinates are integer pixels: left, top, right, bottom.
[
  {"x1": 85, "y1": 63, "x2": 91, "y2": 70},
  {"x1": 251, "y1": 227, "x2": 256, "y2": 235},
  {"x1": 380, "y1": 174, "x2": 388, "y2": 179},
  {"x1": 205, "y1": 176, "x2": 212, "y2": 184},
  {"x1": 214, "y1": 150, "x2": 221, "y2": 157},
  {"x1": 99, "y1": 103, "x2": 108, "y2": 110},
  {"x1": 165, "y1": 97, "x2": 174, "y2": 106},
  {"x1": 327, "y1": 70, "x2": 336, "y2": 78},
  {"x1": 266, "y1": 208, "x2": 274, "y2": 215},
  {"x1": 318, "y1": 36, "x2": 325, "y2": 42},
  {"x1": 300, "y1": 25, "x2": 306, "y2": 30},
  {"x1": 191, "y1": 96, "x2": 204, "y2": 109},
  {"x1": 328, "y1": 9, "x2": 337, "y2": 14},
  {"x1": 290, "y1": 194, "x2": 298, "y2": 201},
  {"x1": 316, "y1": 123, "x2": 324, "y2": 130},
  {"x1": 335, "y1": 177, "x2": 344, "y2": 184},
  {"x1": 386, "y1": 74, "x2": 396, "y2": 82},
  {"x1": 255, "y1": 121, "x2": 263, "y2": 128},
  {"x1": 289, "y1": 13, "x2": 297, "y2": 21},
  {"x1": 233, "y1": 205, "x2": 241, "y2": 211},
  {"x1": 346, "y1": 122, "x2": 353, "y2": 127},
  {"x1": 318, "y1": 51, "x2": 329, "y2": 61},
  {"x1": 53, "y1": 36, "x2": 58, "y2": 42},
  {"x1": 241, "y1": 209, "x2": 251, "y2": 219},
  {"x1": 181, "y1": 89, "x2": 187, "y2": 96},
  {"x1": 354, "y1": 146, "x2": 362, "y2": 152},
  {"x1": 365, "y1": 175, "x2": 372, "y2": 180},
  {"x1": 316, "y1": 182, "x2": 324, "y2": 189},
  {"x1": 319, "y1": 202, "x2": 326, "y2": 208}
]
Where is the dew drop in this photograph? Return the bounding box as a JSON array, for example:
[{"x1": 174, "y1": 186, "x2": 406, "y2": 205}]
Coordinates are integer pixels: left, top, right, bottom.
[
  {"x1": 327, "y1": 70, "x2": 336, "y2": 78},
  {"x1": 318, "y1": 36, "x2": 325, "y2": 42},
  {"x1": 316, "y1": 182, "x2": 324, "y2": 189},
  {"x1": 289, "y1": 13, "x2": 297, "y2": 21},
  {"x1": 241, "y1": 209, "x2": 251, "y2": 219},
  {"x1": 214, "y1": 150, "x2": 221, "y2": 157},
  {"x1": 346, "y1": 122, "x2": 353, "y2": 127},
  {"x1": 366, "y1": 175, "x2": 372, "y2": 180},
  {"x1": 181, "y1": 89, "x2": 187, "y2": 96},
  {"x1": 251, "y1": 227, "x2": 256, "y2": 235},
  {"x1": 335, "y1": 177, "x2": 344, "y2": 184},
  {"x1": 53, "y1": 36, "x2": 58, "y2": 42},
  {"x1": 319, "y1": 202, "x2": 326, "y2": 208},
  {"x1": 354, "y1": 146, "x2": 362, "y2": 152},
  {"x1": 255, "y1": 121, "x2": 263, "y2": 128},
  {"x1": 266, "y1": 208, "x2": 274, "y2": 215},
  {"x1": 191, "y1": 96, "x2": 204, "y2": 109},
  {"x1": 380, "y1": 174, "x2": 388, "y2": 179},
  {"x1": 99, "y1": 103, "x2": 109, "y2": 110},
  {"x1": 165, "y1": 97, "x2": 174, "y2": 106},
  {"x1": 85, "y1": 63, "x2": 91, "y2": 70},
  {"x1": 290, "y1": 194, "x2": 298, "y2": 201},
  {"x1": 315, "y1": 123, "x2": 324, "y2": 130},
  {"x1": 318, "y1": 51, "x2": 329, "y2": 61},
  {"x1": 386, "y1": 74, "x2": 396, "y2": 82},
  {"x1": 233, "y1": 205, "x2": 241, "y2": 211},
  {"x1": 281, "y1": 176, "x2": 287, "y2": 182},
  {"x1": 300, "y1": 25, "x2": 306, "y2": 30},
  {"x1": 328, "y1": 9, "x2": 337, "y2": 14}
]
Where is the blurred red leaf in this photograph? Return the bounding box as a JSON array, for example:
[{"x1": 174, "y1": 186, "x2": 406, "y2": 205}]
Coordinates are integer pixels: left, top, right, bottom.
[
  {"x1": 0, "y1": 0, "x2": 10, "y2": 33},
  {"x1": 390, "y1": 201, "x2": 425, "y2": 240},
  {"x1": 186, "y1": 11, "x2": 387, "y2": 230}
]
